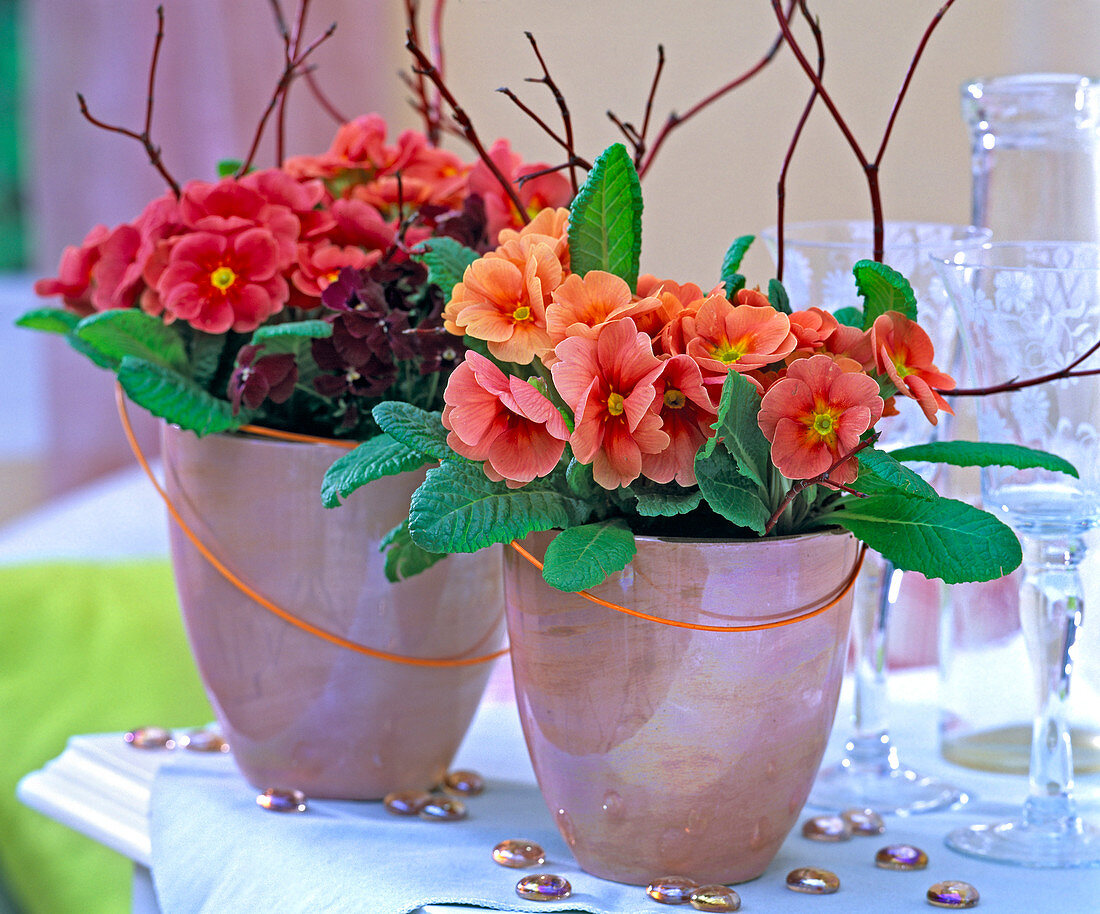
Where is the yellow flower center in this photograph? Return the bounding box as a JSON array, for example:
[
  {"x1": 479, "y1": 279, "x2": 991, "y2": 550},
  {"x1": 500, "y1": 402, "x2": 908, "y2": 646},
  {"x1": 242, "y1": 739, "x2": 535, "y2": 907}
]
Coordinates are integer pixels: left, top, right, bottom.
[
  {"x1": 891, "y1": 353, "x2": 912, "y2": 378},
  {"x1": 606, "y1": 392, "x2": 626, "y2": 416},
  {"x1": 346, "y1": 368, "x2": 361, "y2": 382},
  {"x1": 664, "y1": 389, "x2": 687, "y2": 409},
  {"x1": 210, "y1": 266, "x2": 237, "y2": 291},
  {"x1": 513, "y1": 304, "x2": 532, "y2": 322},
  {"x1": 711, "y1": 339, "x2": 747, "y2": 364},
  {"x1": 812, "y1": 411, "x2": 836, "y2": 438}
]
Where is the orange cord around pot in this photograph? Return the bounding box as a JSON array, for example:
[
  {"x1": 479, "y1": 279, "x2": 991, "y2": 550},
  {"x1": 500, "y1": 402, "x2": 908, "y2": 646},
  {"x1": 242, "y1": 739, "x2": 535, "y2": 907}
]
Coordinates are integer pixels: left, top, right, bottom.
[
  {"x1": 114, "y1": 384, "x2": 509, "y2": 668},
  {"x1": 507, "y1": 537, "x2": 866, "y2": 633}
]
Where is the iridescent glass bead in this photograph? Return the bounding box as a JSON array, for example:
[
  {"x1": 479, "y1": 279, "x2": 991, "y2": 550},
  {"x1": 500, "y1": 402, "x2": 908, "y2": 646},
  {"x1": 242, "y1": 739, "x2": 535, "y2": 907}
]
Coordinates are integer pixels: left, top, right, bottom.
[
  {"x1": 256, "y1": 788, "x2": 307, "y2": 813},
  {"x1": 801, "y1": 814, "x2": 853, "y2": 841},
  {"x1": 124, "y1": 727, "x2": 175, "y2": 750},
  {"x1": 841, "y1": 807, "x2": 886, "y2": 836},
  {"x1": 875, "y1": 843, "x2": 929, "y2": 870},
  {"x1": 179, "y1": 729, "x2": 229, "y2": 753},
  {"x1": 646, "y1": 875, "x2": 698, "y2": 904},
  {"x1": 689, "y1": 884, "x2": 741, "y2": 911},
  {"x1": 926, "y1": 880, "x2": 980, "y2": 908},
  {"x1": 515, "y1": 873, "x2": 571, "y2": 901},
  {"x1": 443, "y1": 769, "x2": 485, "y2": 796},
  {"x1": 492, "y1": 839, "x2": 545, "y2": 868},
  {"x1": 785, "y1": 867, "x2": 840, "y2": 894},
  {"x1": 418, "y1": 794, "x2": 467, "y2": 821},
  {"x1": 383, "y1": 790, "x2": 431, "y2": 816}
]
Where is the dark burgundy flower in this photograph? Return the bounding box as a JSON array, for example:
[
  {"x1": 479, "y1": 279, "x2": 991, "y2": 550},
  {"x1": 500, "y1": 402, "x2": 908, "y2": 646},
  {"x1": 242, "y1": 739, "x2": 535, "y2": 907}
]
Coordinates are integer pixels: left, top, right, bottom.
[{"x1": 227, "y1": 344, "x2": 298, "y2": 414}]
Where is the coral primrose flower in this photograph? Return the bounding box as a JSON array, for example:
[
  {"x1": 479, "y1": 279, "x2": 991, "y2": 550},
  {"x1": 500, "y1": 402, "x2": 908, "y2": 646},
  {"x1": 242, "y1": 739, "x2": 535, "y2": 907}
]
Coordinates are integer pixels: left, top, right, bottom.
[
  {"x1": 641, "y1": 354, "x2": 718, "y2": 486},
  {"x1": 442, "y1": 351, "x2": 569, "y2": 486},
  {"x1": 870, "y1": 310, "x2": 955, "y2": 424},
  {"x1": 757, "y1": 354, "x2": 884, "y2": 486},
  {"x1": 545, "y1": 270, "x2": 662, "y2": 347},
  {"x1": 551, "y1": 317, "x2": 670, "y2": 489}
]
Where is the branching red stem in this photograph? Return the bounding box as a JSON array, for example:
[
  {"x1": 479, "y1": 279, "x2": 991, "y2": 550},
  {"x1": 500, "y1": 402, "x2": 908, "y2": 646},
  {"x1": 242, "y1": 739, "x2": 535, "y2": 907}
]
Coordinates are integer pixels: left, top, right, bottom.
[{"x1": 944, "y1": 337, "x2": 1100, "y2": 396}]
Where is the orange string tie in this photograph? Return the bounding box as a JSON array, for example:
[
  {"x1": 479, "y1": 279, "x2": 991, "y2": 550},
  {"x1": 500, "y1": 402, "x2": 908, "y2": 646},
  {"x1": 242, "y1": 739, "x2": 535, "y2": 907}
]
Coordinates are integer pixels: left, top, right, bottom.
[
  {"x1": 115, "y1": 384, "x2": 508, "y2": 668},
  {"x1": 508, "y1": 538, "x2": 866, "y2": 633}
]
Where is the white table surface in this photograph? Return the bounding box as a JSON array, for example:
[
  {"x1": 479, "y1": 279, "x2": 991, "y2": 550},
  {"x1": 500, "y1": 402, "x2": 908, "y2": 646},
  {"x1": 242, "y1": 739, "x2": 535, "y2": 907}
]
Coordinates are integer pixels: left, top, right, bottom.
[{"x1": 18, "y1": 666, "x2": 1100, "y2": 914}]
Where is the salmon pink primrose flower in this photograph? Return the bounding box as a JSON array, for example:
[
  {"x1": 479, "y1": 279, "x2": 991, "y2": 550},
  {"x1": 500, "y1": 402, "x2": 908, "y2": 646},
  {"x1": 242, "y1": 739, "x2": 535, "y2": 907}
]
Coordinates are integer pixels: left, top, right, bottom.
[
  {"x1": 757, "y1": 354, "x2": 884, "y2": 486},
  {"x1": 442, "y1": 351, "x2": 569, "y2": 486},
  {"x1": 870, "y1": 310, "x2": 955, "y2": 424},
  {"x1": 641, "y1": 354, "x2": 718, "y2": 486}
]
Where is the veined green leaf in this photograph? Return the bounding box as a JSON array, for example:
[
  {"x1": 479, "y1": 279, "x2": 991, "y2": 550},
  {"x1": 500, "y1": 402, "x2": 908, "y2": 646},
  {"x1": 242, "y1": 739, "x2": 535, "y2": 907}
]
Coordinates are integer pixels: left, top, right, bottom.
[
  {"x1": 834, "y1": 493, "x2": 1022, "y2": 583},
  {"x1": 568, "y1": 143, "x2": 643, "y2": 289},
  {"x1": 632, "y1": 486, "x2": 704, "y2": 517},
  {"x1": 187, "y1": 330, "x2": 227, "y2": 388},
  {"x1": 694, "y1": 451, "x2": 770, "y2": 534},
  {"x1": 767, "y1": 278, "x2": 792, "y2": 315},
  {"x1": 889, "y1": 440, "x2": 1079, "y2": 478},
  {"x1": 372, "y1": 401, "x2": 452, "y2": 461},
  {"x1": 413, "y1": 236, "x2": 481, "y2": 300},
  {"x1": 541, "y1": 521, "x2": 636, "y2": 591},
  {"x1": 74, "y1": 310, "x2": 188, "y2": 373},
  {"x1": 380, "y1": 519, "x2": 447, "y2": 582},
  {"x1": 217, "y1": 159, "x2": 243, "y2": 177},
  {"x1": 15, "y1": 307, "x2": 80, "y2": 334},
  {"x1": 321, "y1": 433, "x2": 429, "y2": 508},
  {"x1": 701, "y1": 370, "x2": 770, "y2": 487},
  {"x1": 856, "y1": 447, "x2": 938, "y2": 499},
  {"x1": 854, "y1": 259, "x2": 918, "y2": 328},
  {"x1": 409, "y1": 461, "x2": 591, "y2": 553},
  {"x1": 251, "y1": 320, "x2": 333, "y2": 343},
  {"x1": 833, "y1": 306, "x2": 863, "y2": 328},
  {"x1": 720, "y1": 235, "x2": 754, "y2": 291},
  {"x1": 116, "y1": 356, "x2": 244, "y2": 435}
]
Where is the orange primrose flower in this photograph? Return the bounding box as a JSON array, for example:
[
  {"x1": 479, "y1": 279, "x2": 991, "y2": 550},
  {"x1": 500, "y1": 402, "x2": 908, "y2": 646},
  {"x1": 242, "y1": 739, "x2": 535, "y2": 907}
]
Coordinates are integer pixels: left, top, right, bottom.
[
  {"x1": 545, "y1": 270, "x2": 662, "y2": 347},
  {"x1": 442, "y1": 351, "x2": 569, "y2": 487},
  {"x1": 551, "y1": 317, "x2": 670, "y2": 489},
  {"x1": 757, "y1": 354, "x2": 884, "y2": 486},
  {"x1": 870, "y1": 311, "x2": 955, "y2": 424},
  {"x1": 641, "y1": 354, "x2": 718, "y2": 486}
]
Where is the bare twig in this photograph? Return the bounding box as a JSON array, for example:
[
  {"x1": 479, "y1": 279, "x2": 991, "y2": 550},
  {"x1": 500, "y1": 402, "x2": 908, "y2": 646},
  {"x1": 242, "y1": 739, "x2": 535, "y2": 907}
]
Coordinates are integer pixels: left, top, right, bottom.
[
  {"x1": 76, "y1": 5, "x2": 180, "y2": 197},
  {"x1": 945, "y1": 337, "x2": 1100, "y2": 396},
  {"x1": 521, "y1": 32, "x2": 580, "y2": 194},
  {"x1": 304, "y1": 68, "x2": 348, "y2": 124}
]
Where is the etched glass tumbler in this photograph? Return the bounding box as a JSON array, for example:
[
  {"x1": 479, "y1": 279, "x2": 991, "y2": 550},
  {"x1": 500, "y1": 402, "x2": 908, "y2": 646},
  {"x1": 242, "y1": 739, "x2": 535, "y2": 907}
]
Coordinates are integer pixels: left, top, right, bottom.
[
  {"x1": 761, "y1": 221, "x2": 988, "y2": 815},
  {"x1": 935, "y1": 241, "x2": 1100, "y2": 867}
]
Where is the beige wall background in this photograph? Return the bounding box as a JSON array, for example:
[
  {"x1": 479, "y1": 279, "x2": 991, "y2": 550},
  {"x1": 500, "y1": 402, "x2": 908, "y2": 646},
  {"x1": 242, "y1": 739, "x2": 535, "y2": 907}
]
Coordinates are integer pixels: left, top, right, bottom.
[{"x1": 10, "y1": 0, "x2": 1100, "y2": 514}]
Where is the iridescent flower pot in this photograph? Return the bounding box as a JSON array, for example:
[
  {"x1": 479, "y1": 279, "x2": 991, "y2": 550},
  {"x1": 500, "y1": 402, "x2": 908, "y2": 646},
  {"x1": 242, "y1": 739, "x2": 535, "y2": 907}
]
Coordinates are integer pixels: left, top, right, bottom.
[
  {"x1": 503, "y1": 528, "x2": 858, "y2": 885},
  {"x1": 161, "y1": 424, "x2": 505, "y2": 800}
]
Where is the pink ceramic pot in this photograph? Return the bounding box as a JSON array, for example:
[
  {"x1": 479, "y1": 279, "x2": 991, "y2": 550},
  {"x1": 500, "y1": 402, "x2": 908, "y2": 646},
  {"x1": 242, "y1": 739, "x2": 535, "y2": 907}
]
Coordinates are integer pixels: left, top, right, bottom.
[
  {"x1": 503, "y1": 528, "x2": 858, "y2": 885},
  {"x1": 162, "y1": 424, "x2": 505, "y2": 800}
]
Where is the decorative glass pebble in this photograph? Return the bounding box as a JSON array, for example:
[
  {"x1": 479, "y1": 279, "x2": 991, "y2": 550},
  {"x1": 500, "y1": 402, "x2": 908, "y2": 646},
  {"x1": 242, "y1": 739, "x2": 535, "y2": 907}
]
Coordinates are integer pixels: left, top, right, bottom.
[
  {"x1": 179, "y1": 729, "x2": 229, "y2": 753},
  {"x1": 646, "y1": 875, "x2": 699, "y2": 904},
  {"x1": 124, "y1": 727, "x2": 175, "y2": 750},
  {"x1": 841, "y1": 807, "x2": 886, "y2": 836},
  {"x1": 492, "y1": 839, "x2": 546, "y2": 868},
  {"x1": 801, "y1": 814, "x2": 853, "y2": 841},
  {"x1": 785, "y1": 867, "x2": 840, "y2": 894},
  {"x1": 926, "y1": 880, "x2": 980, "y2": 908},
  {"x1": 256, "y1": 788, "x2": 307, "y2": 813},
  {"x1": 383, "y1": 790, "x2": 432, "y2": 816},
  {"x1": 418, "y1": 794, "x2": 467, "y2": 821},
  {"x1": 515, "y1": 873, "x2": 572, "y2": 901},
  {"x1": 689, "y1": 884, "x2": 741, "y2": 911},
  {"x1": 443, "y1": 769, "x2": 485, "y2": 796},
  {"x1": 875, "y1": 844, "x2": 929, "y2": 871}
]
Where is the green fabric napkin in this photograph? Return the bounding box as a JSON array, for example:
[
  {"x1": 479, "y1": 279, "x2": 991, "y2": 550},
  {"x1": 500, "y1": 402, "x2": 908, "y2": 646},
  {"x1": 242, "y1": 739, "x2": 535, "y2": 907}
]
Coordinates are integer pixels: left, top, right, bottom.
[{"x1": 0, "y1": 560, "x2": 213, "y2": 914}]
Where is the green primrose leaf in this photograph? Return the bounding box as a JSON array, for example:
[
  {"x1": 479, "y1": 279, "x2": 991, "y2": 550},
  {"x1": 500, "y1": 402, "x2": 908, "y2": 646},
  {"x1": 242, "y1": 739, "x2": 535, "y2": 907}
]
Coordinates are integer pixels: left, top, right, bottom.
[
  {"x1": 116, "y1": 356, "x2": 244, "y2": 436},
  {"x1": 187, "y1": 330, "x2": 228, "y2": 388},
  {"x1": 833, "y1": 306, "x2": 863, "y2": 328},
  {"x1": 320, "y1": 433, "x2": 430, "y2": 508},
  {"x1": 853, "y1": 259, "x2": 918, "y2": 328},
  {"x1": 767, "y1": 278, "x2": 792, "y2": 315},
  {"x1": 702, "y1": 370, "x2": 770, "y2": 487},
  {"x1": 541, "y1": 521, "x2": 636, "y2": 591},
  {"x1": 413, "y1": 236, "x2": 481, "y2": 299},
  {"x1": 889, "y1": 440, "x2": 1079, "y2": 478},
  {"x1": 833, "y1": 493, "x2": 1022, "y2": 584},
  {"x1": 73, "y1": 310, "x2": 189, "y2": 373},
  {"x1": 408, "y1": 460, "x2": 591, "y2": 554},
  {"x1": 251, "y1": 320, "x2": 333, "y2": 343},
  {"x1": 372, "y1": 401, "x2": 452, "y2": 461},
  {"x1": 217, "y1": 159, "x2": 243, "y2": 177},
  {"x1": 855, "y1": 447, "x2": 938, "y2": 500},
  {"x1": 632, "y1": 486, "x2": 704, "y2": 517},
  {"x1": 694, "y1": 451, "x2": 770, "y2": 534},
  {"x1": 15, "y1": 307, "x2": 80, "y2": 334},
  {"x1": 720, "y1": 235, "x2": 754, "y2": 291},
  {"x1": 568, "y1": 143, "x2": 643, "y2": 288},
  {"x1": 380, "y1": 519, "x2": 447, "y2": 582}
]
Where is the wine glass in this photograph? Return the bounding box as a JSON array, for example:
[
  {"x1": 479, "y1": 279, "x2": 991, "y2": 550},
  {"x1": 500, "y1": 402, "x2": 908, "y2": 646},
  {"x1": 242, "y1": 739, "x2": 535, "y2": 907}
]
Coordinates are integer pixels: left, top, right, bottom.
[
  {"x1": 934, "y1": 240, "x2": 1100, "y2": 866},
  {"x1": 761, "y1": 220, "x2": 988, "y2": 814}
]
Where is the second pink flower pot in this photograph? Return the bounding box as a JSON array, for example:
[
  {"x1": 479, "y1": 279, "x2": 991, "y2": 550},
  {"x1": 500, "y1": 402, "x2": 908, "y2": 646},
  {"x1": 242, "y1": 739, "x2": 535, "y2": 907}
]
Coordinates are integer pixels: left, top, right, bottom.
[{"x1": 503, "y1": 528, "x2": 858, "y2": 885}]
